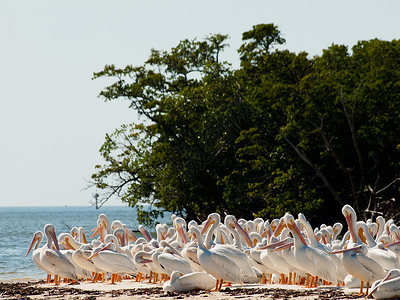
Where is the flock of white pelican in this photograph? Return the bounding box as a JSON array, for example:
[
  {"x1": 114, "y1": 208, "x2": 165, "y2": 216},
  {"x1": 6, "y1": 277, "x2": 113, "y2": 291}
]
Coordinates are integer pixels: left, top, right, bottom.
[{"x1": 26, "y1": 204, "x2": 400, "y2": 299}]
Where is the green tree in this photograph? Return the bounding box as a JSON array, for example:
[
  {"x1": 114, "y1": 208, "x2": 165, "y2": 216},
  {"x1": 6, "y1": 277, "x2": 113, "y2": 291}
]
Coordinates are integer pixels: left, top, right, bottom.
[{"x1": 91, "y1": 24, "x2": 400, "y2": 226}]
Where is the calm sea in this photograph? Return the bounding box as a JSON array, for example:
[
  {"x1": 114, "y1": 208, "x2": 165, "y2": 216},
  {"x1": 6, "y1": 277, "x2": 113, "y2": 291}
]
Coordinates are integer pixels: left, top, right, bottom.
[{"x1": 0, "y1": 206, "x2": 173, "y2": 281}]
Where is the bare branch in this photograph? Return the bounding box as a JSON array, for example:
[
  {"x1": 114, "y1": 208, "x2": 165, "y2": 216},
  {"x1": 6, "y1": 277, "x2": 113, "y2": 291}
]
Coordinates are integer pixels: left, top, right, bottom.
[{"x1": 376, "y1": 178, "x2": 400, "y2": 195}]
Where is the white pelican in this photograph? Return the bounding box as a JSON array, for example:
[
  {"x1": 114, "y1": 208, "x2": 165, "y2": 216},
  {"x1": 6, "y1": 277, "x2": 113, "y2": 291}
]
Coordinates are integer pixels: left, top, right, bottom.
[
  {"x1": 91, "y1": 214, "x2": 112, "y2": 242},
  {"x1": 285, "y1": 213, "x2": 337, "y2": 287},
  {"x1": 133, "y1": 250, "x2": 155, "y2": 282},
  {"x1": 367, "y1": 269, "x2": 400, "y2": 299},
  {"x1": 189, "y1": 225, "x2": 244, "y2": 291},
  {"x1": 204, "y1": 214, "x2": 258, "y2": 282},
  {"x1": 330, "y1": 205, "x2": 385, "y2": 294},
  {"x1": 40, "y1": 224, "x2": 78, "y2": 284},
  {"x1": 26, "y1": 231, "x2": 53, "y2": 283},
  {"x1": 163, "y1": 271, "x2": 216, "y2": 292},
  {"x1": 298, "y1": 213, "x2": 347, "y2": 283},
  {"x1": 88, "y1": 242, "x2": 137, "y2": 284}
]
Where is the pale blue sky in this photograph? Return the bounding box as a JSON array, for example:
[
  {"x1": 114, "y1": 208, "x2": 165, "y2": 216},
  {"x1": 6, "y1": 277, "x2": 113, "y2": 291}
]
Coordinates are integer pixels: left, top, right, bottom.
[{"x1": 1, "y1": 0, "x2": 399, "y2": 206}]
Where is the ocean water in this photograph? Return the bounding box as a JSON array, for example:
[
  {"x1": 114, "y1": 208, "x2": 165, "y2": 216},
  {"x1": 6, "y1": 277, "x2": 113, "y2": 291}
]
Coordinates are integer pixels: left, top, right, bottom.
[{"x1": 0, "y1": 206, "x2": 173, "y2": 281}]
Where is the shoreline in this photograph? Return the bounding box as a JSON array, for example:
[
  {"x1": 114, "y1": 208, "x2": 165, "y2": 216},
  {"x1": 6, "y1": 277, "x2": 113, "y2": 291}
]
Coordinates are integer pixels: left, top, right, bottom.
[{"x1": 0, "y1": 279, "x2": 367, "y2": 300}]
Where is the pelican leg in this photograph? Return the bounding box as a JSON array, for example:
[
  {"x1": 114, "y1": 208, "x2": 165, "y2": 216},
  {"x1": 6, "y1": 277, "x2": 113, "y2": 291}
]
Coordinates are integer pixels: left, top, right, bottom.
[
  {"x1": 212, "y1": 279, "x2": 219, "y2": 291},
  {"x1": 359, "y1": 281, "x2": 364, "y2": 295},
  {"x1": 269, "y1": 274, "x2": 272, "y2": 284},
  {"x1": 153, "y1": 272, "x2": 158, "y2": 284},
  {"x1": 366, "y1": 281, "x2": 370, "y2": 295},
  {"x1": 313, "y1": 276, "x2": 318, "y2": 287},
  {"x1": 54, "y1": 275, "x2": 59, "y2": 286},
  {"x1": 46, "y1": 274, "x2": 51, "y2": 284},
  {"x1": 306, "y1": 273, "x2": 310, "y2": 286},
  {"x1": 148, "y1": 271, "x2": 153, "y2": 283},
  {"x1": 307, "y1": 276, "x2": 314, "y2": 288},
  {"x1": 288, "y1": 272, "x2": 296, "y2": 284},
  {"x1": 261, "y1": 273, "x2": 266, "y2": 284},
  {"x1": 218, "y1": 279, "x2": 223, "y2": 291}
]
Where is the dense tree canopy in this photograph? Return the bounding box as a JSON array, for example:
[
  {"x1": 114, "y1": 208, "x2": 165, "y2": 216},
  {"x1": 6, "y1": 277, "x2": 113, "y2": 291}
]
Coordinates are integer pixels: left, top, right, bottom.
[{"x1": 90, "y1": 24, "x2": 400, "y2": 226}]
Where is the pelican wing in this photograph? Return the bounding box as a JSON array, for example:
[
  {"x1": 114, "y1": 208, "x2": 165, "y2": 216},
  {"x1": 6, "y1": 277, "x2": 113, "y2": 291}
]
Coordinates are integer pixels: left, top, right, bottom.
[
  {"x1": 303, "y1": 247, "x2": 337, "y2": 282},
  {"x1": 158, "y1": 253, "x2": 192, "y2": 274},
  {"x1": 44, "y1": 249, "x2": 77, "y2": 279},
  {"x1": 355, "y1": 252, "x2": 386, "y2": 280},
  {"x1": 212, "y1": 244, "x2": 256, "y2": 277},
  {"x1": 98, "y1": 251, "x2": 136, "y2": 273},
  {"x1": 199, "y1": 249, "x2": 243, "y2": 283}
]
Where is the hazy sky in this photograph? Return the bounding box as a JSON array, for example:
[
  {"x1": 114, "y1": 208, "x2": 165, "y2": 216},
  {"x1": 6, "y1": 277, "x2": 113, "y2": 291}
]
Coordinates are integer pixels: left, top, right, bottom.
[{"x1": 1, "y1": 1, "x2": 399, "y2": 206}]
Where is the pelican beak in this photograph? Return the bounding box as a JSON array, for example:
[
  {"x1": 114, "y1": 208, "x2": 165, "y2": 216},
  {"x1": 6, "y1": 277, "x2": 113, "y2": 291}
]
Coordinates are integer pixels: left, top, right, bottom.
[
  {"x1": 384, "y1": 240, "x2": 400, "y2": 248},
  {"x1": 141, "y1": 229, "x2": 152, "y2": 242},
  {"x1": 232, "y1": 219, "x2": 254, "y2": 248},
  {"x1": 128, "y1": 231, "x2": 138, "y2": 242},
  {"x1": 270, "y1": 242, "x2": 294, "y2": 252},
  {"x1": 257, "y1": 238, "x2": 288, "y2": 250},
  {"x1": 273, "y1": 220, "x2": 286, "y2": 237},
  {"x1": 395, "y1": 231, "x2": 400, "y2": 242},
  {"x1": 344, "y1": 211, "x2": 357, "y2": 243},
  {"x1": 201, "y1": 218, "x2": 214, "y2": 235},
  {"x1": 82, "y1": 232, "x2": 88, "y2": 244},
  {"x1": 87, "y1": 248, "x2": 101, "y2": 260},
  {"x1": 90, "y1": 227, "x2": 101, "y2": 238},
  {"x1": 287, "y1": 219, "x2": 307, "y2": 245},
  {"x1": 358, "y1": 227, "x2": 367, "y2": 244},
  {"x1": 176, "y1": 224, "x2": 188, "y2": 244},
  {"x1": 87, "y1": 243, "x2": 111, "y2": 260},
  {"x1": 329, "y1": 245, "x2": 363, "y2": 254},
  {"x1": 49, "y1": 228, "x2": 60, "y2": 252},
  {"x1": 26, "y1": 235, "x2": 39, "y2": 257},
  {"x1": 64, "y1": 238, "x2": 76, "y2": 250},
  {"x1": 260, "y1": 229, "x2": 268, "y2": 238}
]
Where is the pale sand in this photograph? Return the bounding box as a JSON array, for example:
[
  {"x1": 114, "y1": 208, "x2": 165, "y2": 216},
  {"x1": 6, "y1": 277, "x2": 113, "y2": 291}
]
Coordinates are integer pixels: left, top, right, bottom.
[{"x1": 14, "y1": 280, "x2": 367, "y2": 300}]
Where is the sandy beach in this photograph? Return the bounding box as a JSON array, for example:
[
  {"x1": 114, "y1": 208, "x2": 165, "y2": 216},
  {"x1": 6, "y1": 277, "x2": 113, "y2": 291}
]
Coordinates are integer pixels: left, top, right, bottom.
[{"x1": 0, "y1": 279, "x2": 367, "y2": 300}]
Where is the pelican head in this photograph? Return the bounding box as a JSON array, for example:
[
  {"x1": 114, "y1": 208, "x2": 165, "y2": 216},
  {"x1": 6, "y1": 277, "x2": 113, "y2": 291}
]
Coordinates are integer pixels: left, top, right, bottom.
[
  {"x1": 201, "y1": 213, "x2": 220, "y2": 235},
  {"x1": 44, "y1": 224, "x2": 60, "y2": 251},
  {"x1": 224, "y1": 215, "x2": 254, "y2": 248},
  {"x1": 342, "y1": 205, "x2": 358, "y2": 243},
  {"x1": 284, "y1": 213, "x2": 307, "y2": 246}
]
